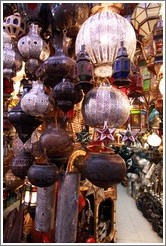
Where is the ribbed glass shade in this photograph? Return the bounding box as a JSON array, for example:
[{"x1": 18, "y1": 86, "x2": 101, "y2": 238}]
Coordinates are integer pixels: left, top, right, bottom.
[{"x1": 75, "y1": 11, "x2": 136, "y2": 77}]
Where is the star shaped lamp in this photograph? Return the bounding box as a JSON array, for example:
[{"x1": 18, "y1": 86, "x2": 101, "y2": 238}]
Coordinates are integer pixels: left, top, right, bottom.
[{"x1": 120, "y1": 124, "x2": 139, "y2": 146}]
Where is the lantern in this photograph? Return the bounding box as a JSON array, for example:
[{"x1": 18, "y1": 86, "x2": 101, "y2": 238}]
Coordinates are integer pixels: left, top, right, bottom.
[
  {"x1": 35, "y1": 34, "x2": 76, "y2": 88},
  {"x1": 27, "y1": 163, "x2": 59, "y2": 187},
  {"x1": 131, "y1": 3, "x2": 161, "y2": 37},
  {"x1": 24, "y1": 182, "x2": 38, "y2": 208},
  {"x1": 8, "y1": 84, "x2": 42, "y2": 143},
  {"x1": 80, "y1": 150, "x2": 126, "y2": 188},
  {"x1": 112, "y1": 41, "x2": 131, "y2": 87},
  {"x1": 3, "y1": 31, "x2": 22, "y2": 79},
  {"x1": 21, "y1": 80, "x2": 53, "y2": 117},
  {"x1": 81, "y1": 82, "x2": 130, "y2": 128},
  {"x1": 11, "y1": 150, "x2": 35, "y2": 180},
  {"x1": 129, "y1": 97, "x2": 147, "y2": 130},
  {"x1": 147, "y1": 132, "x2": 162, "y2": 147},
  {"x1": 53, "y1": 78, "x2": 83, "y2": 113},
  {"x1": 39, "y1": 123, "x2": 74, "y2": 166},
  {"x1": 3, "y1": 12, "x2": 26, "y2": 40},
  {"x1": 75, "y1": 10, "x2": 136, "y2": 78},
  {"x1": 75, "y1": 44, "x2": 94, "y2": 93},
  {"x1": 17, "y1": 23, "x2": 50, "y2": 77}
]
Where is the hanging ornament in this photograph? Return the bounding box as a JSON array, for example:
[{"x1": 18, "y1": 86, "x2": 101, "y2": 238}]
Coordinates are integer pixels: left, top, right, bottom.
[
  {"x1": 81, "y1": 81, "x2": 130, "y2": 128},
  {"x1": 11, "y1": 150, "x2": 35, "y2": 179},
  {"x1": 75, "y1": 44, "x2": 94, "y2": 94},
  {"x1": 17, "y1": 23, "x2": 50, "y2": 77},
  {"x1": 3, "y1": 31, "x2": 22, "y2": 79},
  {"x1": 120, "y1": 124, "x2": 139, "y2": 146},
  {"x1": 21, "y1": 80, "x2": 53, "y2": 117},
  {"x1": 39, "y1": 121, "x2": 74, "y2": 167},
  {"x1": 112, "y1": 41, "x2": 131, "y2": 87},
  {"x1": 3, "y1": 12, "x2": 26, "y2": 40},
  {"x1": 75, "y1": 9, "x2": 136, "y2": 78},
  {"x1": 129, "y1": 96, "x2": 147, "y2": 130},
  {"x1": 36, "y1": 33, "x2": 76, "y2": 88},
  {"x1": 18, "y1": 23, "x2": 50, "y2": 60},
  {"x1": 95, "y1": 121, "x2": 116, "y2": 146},
  {"x1": 8, "y1": 84, "x2": 42, "y2": 143},
  {"x1": 53, "y1": 78, "x2": 83, "y2": 113}
]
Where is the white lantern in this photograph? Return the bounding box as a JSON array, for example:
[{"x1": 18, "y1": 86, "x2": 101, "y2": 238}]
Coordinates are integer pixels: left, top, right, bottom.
[
  {"x1": 147, "y1": 132, "x2": 162, "y2": 147},
  {"x1": 21, "y1": 80, "x2": 53, "y2": 117},
  {"x1": 75, "y1": 10, "x2": 136, "y2": 78}
]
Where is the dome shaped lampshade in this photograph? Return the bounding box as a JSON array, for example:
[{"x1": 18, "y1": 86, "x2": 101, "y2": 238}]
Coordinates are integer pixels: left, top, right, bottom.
[
  {"x1": 75, "y1": 10, "x2": 136, "y2": 78},
  {"x1": 81, "y1": 83, "x2": 130, "y2": 128},
  {"x1": 147, "y1": 132, "x2": 162, "y2": 147}
]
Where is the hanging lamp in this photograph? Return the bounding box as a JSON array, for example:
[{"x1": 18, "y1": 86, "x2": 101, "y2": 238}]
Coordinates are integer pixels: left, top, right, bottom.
[{"x1": 75, "y1": 6, "x2": 136, "y2": 78}]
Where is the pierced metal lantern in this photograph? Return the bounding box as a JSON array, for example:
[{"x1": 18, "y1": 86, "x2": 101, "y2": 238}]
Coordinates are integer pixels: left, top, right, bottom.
[
  {"x1": 39, "y1": 123, "x2": 74, "y2": 165},
  {"x1": 53, "y1": 78, "x2": 83, "y2": 113},
  {"x1": 112, "y1": 41, "x2": 131, "y2": 87},
  {"x1": 75, "y1": 10, "x2": 136, "y2": 78},
  {"x1": 75, "y1": 44, "x2": 94, "y2": 94},
  {"x1": 17, "y1": 23, "x2": 50, "y2": 61},
  {"x1": 21, "y1": 80, "x2": 53, "y2": 117},
  {"x1": 3, "y1": 12, "x2": 26, "y2": 40},
  {"x1": 35, "y1": 34, "x2": 76, "y2": 88},
  {"x1": 3, "y1": 31, "x2": 22, "y2": 79},
  {"x1": 81, "y1": 82, "x2": 130, "y2": 128},
  {"x1": 11, "y1": 150, "x2": 35, "y2": 180}
]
